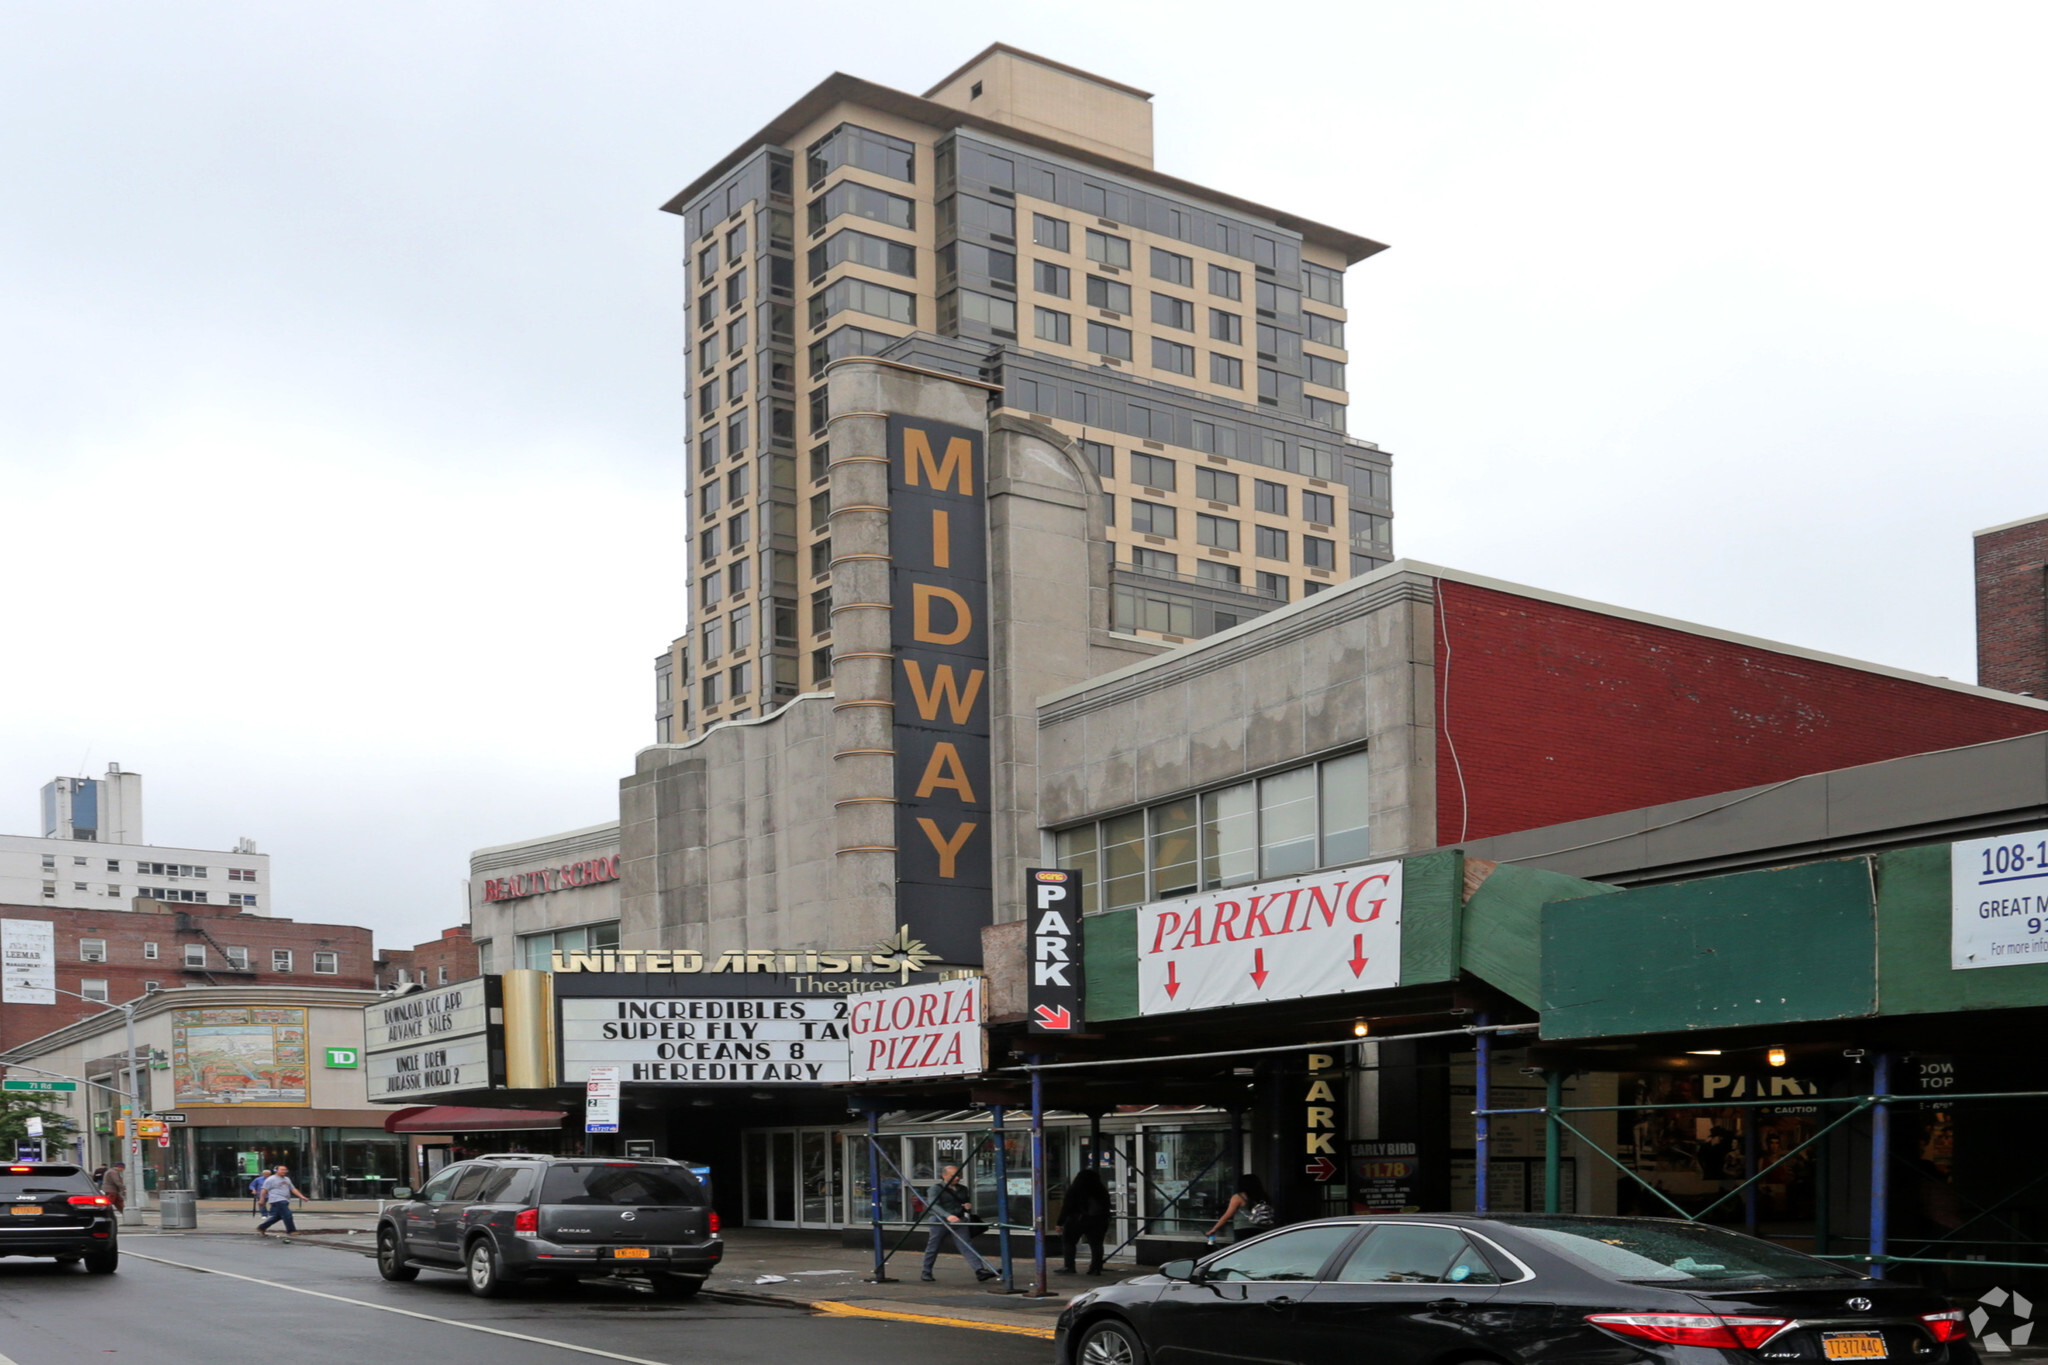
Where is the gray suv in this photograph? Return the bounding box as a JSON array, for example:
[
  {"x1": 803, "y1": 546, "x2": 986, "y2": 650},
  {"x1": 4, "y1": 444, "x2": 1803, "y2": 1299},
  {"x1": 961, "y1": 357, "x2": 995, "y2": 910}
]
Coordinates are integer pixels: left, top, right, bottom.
[{"x1": 376, "y1": 1155, "x2": 721, "y2": 1299}]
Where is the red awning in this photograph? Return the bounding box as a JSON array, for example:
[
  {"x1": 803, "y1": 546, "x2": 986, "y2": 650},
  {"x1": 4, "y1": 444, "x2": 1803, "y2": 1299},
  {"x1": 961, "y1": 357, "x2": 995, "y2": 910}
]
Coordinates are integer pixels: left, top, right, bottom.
[{"x1": 382, "y1": 1106, "x2": 567, "y2": 1134}]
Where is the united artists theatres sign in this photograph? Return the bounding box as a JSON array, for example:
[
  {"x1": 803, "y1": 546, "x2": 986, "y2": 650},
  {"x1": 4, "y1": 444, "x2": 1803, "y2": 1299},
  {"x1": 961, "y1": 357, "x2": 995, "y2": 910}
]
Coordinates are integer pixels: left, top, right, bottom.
[{"x1": 888, "y1": 414, "x2": 991, "y2": 964}]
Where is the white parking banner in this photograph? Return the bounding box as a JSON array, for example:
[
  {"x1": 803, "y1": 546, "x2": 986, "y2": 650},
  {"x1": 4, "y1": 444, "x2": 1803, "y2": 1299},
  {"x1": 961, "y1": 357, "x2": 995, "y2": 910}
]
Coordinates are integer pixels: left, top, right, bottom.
[
  {"x1": 848, "y1": 977, "x2": 984, "y2": 1082},
  {"x1": 1137, "y1": 860, "x2": 1404, "y2": 1015},
  {"x1": 559, "y1": 996, "x2": 852, "y2": 1084},
  {"x1": 1951, "y1": 829, "x2": 2048, "y2": 970},
  {"x1": 1, "y1": 919, "x2": 55, "y2": 1005}
]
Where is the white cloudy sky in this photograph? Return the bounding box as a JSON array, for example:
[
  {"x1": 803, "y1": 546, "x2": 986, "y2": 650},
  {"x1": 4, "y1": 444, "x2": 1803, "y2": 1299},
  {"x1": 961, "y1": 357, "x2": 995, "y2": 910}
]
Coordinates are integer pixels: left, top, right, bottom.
[{"x1": 4, "y1": 2, "x2": 2045, "y2": 949}]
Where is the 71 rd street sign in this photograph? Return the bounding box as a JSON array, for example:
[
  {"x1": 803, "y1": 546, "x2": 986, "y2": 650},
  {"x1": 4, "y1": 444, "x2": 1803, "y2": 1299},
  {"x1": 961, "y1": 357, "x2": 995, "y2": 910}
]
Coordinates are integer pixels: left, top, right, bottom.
[{"x1": 2, "y1": 1080, "x2": 77, "y2": 1092}]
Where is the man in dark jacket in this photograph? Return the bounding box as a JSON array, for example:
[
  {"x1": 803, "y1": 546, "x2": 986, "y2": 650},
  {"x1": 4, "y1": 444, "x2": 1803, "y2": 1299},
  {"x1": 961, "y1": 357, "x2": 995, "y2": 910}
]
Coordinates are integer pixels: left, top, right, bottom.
[{"x1": 921, "y1": 1164, "x2": 998, "y2": 1283}]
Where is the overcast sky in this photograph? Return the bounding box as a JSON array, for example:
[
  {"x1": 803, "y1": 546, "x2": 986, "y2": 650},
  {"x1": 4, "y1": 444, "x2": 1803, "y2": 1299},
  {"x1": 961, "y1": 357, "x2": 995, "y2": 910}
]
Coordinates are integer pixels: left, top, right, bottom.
[{"x1": 4, "y1": 2, "x2": 2045, "y2": 951}]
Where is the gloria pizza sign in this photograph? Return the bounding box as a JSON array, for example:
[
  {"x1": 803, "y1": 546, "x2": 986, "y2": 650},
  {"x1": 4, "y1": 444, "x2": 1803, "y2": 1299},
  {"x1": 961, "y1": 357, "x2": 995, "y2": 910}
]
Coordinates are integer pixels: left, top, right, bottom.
[{"x1": 1136, "y1": 860, "x2": 1403, "y2": 1016}]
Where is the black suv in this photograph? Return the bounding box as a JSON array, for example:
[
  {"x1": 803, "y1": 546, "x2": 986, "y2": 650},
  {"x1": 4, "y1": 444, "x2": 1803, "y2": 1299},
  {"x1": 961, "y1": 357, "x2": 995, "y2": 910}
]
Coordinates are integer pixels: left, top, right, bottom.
[
  {"x1": 0, "y1": 1163, "x2": 119, "y2": 1273},
  {"x1": 376, "y1": 1155, "x2": 721, "y2": 1299}
]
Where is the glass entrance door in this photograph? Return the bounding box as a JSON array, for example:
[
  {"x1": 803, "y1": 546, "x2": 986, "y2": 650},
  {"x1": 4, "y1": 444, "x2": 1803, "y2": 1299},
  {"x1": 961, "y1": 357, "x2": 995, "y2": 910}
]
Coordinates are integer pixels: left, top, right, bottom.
[{"x1": 742, "y1": 1126, "x2": 847, "y2": 1228}]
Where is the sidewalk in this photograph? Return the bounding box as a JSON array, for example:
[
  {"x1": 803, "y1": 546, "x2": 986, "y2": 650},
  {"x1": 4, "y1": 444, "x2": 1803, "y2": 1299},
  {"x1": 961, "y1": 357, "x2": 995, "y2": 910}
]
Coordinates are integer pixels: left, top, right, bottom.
[{"x1": 131, "y1": 1210, "x2": 1138, "y2": 1333}]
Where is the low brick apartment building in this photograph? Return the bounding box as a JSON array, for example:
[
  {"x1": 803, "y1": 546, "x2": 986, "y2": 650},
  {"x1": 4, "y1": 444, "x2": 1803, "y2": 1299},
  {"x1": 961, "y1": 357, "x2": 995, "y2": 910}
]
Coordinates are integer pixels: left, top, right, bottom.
[
  {"x1": 0, "y1": 898, "x2": 373, "y2": 1052},
  {"x1": 372, "y1": 924, "x2": 481, "y2": 991}
]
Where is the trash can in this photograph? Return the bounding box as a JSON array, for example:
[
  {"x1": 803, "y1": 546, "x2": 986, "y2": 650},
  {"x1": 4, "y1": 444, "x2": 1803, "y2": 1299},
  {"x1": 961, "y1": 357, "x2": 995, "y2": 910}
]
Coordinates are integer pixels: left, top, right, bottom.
[{"x1": 159, "y1": 1189, "x2": 197, "y2": 1230}]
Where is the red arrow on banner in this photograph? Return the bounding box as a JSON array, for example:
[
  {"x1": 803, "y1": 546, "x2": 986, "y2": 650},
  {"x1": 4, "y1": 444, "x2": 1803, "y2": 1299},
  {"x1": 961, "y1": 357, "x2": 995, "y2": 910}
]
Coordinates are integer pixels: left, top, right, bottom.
[
  {"x1": 1348, "y1": 934, "x2": 1370, "y2": 977},
  {"x1": 1164, "y1": 961, "x2": 1181, "y2": 998},
  {"x1": 1034, "y1": 1004, "x2": 1073, "y2": 1030},
  {"x1": 1250, "y1": 948, "x2": 1268, "y2": 989},
  {"x1": 1305, "y1": 1156, "x2": 1337, "y2": 1181}
]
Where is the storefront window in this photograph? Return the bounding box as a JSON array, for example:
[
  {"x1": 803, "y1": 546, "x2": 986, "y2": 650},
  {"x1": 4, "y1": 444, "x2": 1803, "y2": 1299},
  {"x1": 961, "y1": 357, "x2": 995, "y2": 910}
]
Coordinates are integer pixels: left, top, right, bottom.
[
  {"x1": 1259, "y1": 767, "x2": 1317, "y2": 878},
  {"x1": 1144, "y1": 1126, "x2": 1237, "y2": 1236},
  {"x1": 326, "y1": 1127, "x2": 409, "y2": 1200},
  {"x1": 192, "y1": 1126, "x2": 309, "y2": 1200},
  {"x1": 1150, "y1": 799, "x2": 1199, "y2": 900},
  {"x1": 1102, "y1": 812, "x2": 1147, "y2": 910}
]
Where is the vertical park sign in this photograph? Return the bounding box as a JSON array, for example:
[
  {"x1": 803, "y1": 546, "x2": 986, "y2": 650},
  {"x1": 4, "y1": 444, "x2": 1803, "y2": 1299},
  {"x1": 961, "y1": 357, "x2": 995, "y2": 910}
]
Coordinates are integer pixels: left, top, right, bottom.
[{"x1": 889, "y1": 414, "x2": 991, "y2": 965}]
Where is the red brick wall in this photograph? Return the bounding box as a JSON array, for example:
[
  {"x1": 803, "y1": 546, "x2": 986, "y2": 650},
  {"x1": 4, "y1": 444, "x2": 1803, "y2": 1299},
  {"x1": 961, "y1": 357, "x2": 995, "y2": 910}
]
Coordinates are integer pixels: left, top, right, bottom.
[
  {"x1": 372, "y1": 927, "x2": 478, "y2": 990},
  {"x1": 1433, "y1": 579, "x2": 2048, "y2": 845},
  {"x1": 0, "y1": 901, "x2": 374, "y2": 1052},
  {"x1": 1976, "y1": 516, "x2": 2048, "y2": 697}
]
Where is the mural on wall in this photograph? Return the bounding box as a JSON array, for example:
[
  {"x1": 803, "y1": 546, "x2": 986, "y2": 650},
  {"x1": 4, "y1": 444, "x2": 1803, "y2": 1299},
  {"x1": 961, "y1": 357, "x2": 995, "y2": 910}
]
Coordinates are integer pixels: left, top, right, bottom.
[{"x1": 172, "y1": 1007, "x2": 311, "y2": 1107}]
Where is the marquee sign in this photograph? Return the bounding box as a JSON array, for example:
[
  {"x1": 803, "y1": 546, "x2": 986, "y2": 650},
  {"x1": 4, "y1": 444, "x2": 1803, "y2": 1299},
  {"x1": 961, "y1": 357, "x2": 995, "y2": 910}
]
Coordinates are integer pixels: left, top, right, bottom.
[
  {"x1": 547, "y1": 927, "x2": 939, "y2": 980},
  {"x1": 1136, "y1": 859, "x2": 1404, "y2": 1016},
  {"x1": 553, "y1": 971, "x2": 866, "y2": 1086},
  {"x1": 362, "y1": 976, "x2": 504, "y2": 1101},
  {"x1": 889, "y1": 414, "x2": 991, "y2": 964}
]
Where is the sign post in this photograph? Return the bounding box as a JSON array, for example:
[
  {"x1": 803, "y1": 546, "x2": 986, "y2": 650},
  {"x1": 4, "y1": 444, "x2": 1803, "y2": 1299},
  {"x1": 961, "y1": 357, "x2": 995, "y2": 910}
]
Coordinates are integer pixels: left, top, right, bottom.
[
  {"x1": 585, "y1": 1064, "x2": 621, "y2": 1136},
  {"x1": 1025, "y1": 869, "x2": 1081, "y2": 1033}
]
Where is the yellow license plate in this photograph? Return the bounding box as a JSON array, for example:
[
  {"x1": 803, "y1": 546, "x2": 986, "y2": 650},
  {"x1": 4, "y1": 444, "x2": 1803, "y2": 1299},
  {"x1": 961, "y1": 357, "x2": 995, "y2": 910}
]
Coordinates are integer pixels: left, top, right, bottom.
[
  {"x1": 612, "y1": 1248, "x2": 651, "y2": 1259},
  {"x1": 9, "y1": 1206, "x2": 42, "y2": 1217},
  {"x1": 1824, "y1": 1334, "x2": 1887, "y2": 1360}
]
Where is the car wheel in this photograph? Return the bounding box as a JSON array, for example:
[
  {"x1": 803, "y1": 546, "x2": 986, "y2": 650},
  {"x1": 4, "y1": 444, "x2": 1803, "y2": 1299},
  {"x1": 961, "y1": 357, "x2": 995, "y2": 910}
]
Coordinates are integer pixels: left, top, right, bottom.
[
  {"x1": 377, "y1": 1227, "x2": 420, "y2": 1282},
  {"x1": 466, "y1": 1237, "x2": 516, "y2": 1298},
  {"x1": 83, "y1": 1247, "x2": 119, "y2": 1275},
  {"x1": 1078, "y1": 1319, "x2": 1146, "y2": 1365},
  {"x1": 647, "y1": 1271, "x2": 703, "y2": 1301}
]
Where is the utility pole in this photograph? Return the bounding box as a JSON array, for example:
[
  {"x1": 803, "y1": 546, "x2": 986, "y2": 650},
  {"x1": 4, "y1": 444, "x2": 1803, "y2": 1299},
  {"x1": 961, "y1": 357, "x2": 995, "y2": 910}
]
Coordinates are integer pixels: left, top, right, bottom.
[{"x1": 47, "y1": 987, "x2": 148, "y2": 1226}]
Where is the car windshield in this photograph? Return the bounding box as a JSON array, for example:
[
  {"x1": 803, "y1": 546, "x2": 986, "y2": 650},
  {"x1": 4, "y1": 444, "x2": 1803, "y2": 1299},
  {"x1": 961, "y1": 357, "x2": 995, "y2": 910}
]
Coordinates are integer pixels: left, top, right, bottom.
[
  {"x1": 0, "y1": 1167, "x2": 93, "y2": 1199},
  {"x1": 1499, "y1": 1218, "x2": 1859, "y2": 1282},
  {"x1": 539, "y1": 1163, "x2": 705, "y2": 1207}
]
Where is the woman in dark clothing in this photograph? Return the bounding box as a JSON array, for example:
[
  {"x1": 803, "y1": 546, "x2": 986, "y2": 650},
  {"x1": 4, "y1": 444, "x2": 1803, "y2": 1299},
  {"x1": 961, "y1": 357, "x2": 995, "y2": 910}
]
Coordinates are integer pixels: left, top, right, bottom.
[
  {"x1": 1205, "y1": 1173, "x2": 1276, "y2": 1243},
  {"x1": 1058, "y1": 1168, "x2": 1113, "y2": 1275}
]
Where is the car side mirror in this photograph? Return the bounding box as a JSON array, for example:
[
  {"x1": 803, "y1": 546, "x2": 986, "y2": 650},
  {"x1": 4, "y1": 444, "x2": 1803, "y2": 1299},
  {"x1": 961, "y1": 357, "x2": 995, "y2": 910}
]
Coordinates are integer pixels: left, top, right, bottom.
[
  {"x1": 393, "y1": 1187, "x2": 412, "y2": 1198},
  {"x1": 1161, "y1": 1259, "x2": 1197, "y2": 1283}
]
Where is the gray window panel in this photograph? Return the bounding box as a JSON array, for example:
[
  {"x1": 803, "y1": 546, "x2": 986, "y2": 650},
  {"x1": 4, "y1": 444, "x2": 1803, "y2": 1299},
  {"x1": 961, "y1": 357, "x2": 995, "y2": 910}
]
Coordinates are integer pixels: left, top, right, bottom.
[
  {"x1": 1034, "y1": 260, "x2": 1070, "y2": 297},
  {"x1": 1259, "y1": 767, "x2": 1317, "y2": 879},
  {"x1": 1150, "y1": 247, "x2": 1194, "y2": 286},
  {"x1": 1103, "y1": 811, "x2": 1147, "y2": 909},
  {"x1": 1151, "y1": 799, "x2": 1199, "y2": 899},
  {"x1": 1129, "y1": 499, "x2": 1176, "y2": 537},
  {"x1": 1086, "y1": 321, "x2": 1132, "y2": 360},
  {"x1": 1130, "y1": 451, "x2": 1176, "y2": 490},
  {"x1": 1153, "y1": 338, "x2": 1195, "y2": 375},
  {"x1": 1034, "y1": 306, "x2": 1071, "y2": 345},
  {"x1": 1195, "y1": 513, "x2": 1239, "y2": 550},
  {"x1": 1151, "y1": 293, "x2": 1194, "y2": 331},
  {"x1": 1084, "y1": 229, "x2": 1131, "y2": 269},
  {"x1": 1033, "y1": 213, "x2": 1070, "y2": 250},
  {"x1": 1320, "y1": 750, "x2": 1372, "y2": 866},
  {"x1": 808, "y1": 227, "x2": 915, "y2": 281},
  {"x1": 808, "y1": 180, "x2": 915, "y2": 232},
  {"x1": 806, "y1": 123, "x2": 914, "y2": 186},
  {"x1": 1196, "y1": 467, "x2": 1238, "y2": 503},
  {"x1": 1201, "y1": 782, "x2": 1257, "y2": 890},
  {"x1": 1057, "y1": 824, "x2": 1100, "y2": 916},
  {"x1": 1086, "y1": 275, "x2": 1131, "y2": 314}
]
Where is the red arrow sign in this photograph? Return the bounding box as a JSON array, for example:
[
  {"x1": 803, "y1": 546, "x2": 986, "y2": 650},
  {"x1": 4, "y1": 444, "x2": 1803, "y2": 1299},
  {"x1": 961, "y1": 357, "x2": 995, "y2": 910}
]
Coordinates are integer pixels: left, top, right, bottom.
[
  {"x1": 1033, "y1": 1004, "x2": 1073, "y2": 1030},
  {"x1": 1348, "y1": 934, "x2": 1370, "y2": 977},
  {"x1": 1250, "y1": 948, "x2": 1268, "y2": 989},
  {"x1": 1164, "y1": 960, "x2": 1181, "y2": 998},
  {"x1": 1305, "y1": 1156, "x2": 1337, "y2": 1181}
]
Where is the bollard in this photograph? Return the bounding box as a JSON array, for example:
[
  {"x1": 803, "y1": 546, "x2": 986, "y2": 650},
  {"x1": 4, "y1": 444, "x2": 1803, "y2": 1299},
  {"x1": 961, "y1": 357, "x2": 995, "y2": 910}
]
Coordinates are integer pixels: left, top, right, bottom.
[{"x1": 159, "y1": 1189, "x2": 197, "y2": 1230}]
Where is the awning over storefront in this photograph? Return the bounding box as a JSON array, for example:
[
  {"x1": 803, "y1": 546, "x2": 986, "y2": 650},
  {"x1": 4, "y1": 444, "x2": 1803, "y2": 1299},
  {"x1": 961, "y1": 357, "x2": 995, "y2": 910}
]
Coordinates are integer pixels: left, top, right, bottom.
[{"x1": 382, "y1": 1106, "x2": 566, "y2": 1134}]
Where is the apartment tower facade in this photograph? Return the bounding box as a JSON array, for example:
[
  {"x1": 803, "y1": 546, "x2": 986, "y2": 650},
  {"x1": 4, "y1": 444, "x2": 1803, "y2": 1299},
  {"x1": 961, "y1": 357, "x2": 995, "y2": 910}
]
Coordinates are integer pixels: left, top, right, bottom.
[{"x1": 654, "y1": 45, "x2": 1393, "y2": 740}]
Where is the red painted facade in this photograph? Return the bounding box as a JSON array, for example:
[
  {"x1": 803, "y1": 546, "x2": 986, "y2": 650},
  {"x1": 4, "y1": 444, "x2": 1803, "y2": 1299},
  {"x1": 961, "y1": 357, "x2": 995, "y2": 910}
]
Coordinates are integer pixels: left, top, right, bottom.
[{"x1": 1433, "y1": 579, "x2": 2048, "y2": 846}]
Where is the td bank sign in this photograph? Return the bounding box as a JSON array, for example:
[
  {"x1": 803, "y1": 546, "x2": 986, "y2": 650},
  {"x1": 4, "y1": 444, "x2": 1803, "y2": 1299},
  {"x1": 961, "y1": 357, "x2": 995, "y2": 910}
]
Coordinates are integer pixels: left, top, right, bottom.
[{"x1": 888, "y1": 415, "x2": 990, "y2": 964}]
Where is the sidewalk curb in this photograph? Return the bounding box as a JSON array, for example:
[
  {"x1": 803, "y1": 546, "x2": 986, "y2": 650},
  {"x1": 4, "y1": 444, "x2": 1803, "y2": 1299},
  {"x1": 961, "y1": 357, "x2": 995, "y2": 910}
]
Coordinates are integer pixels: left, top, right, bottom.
[{"x1": 813, "y1": 1299, "x2": 1060, "y2": 1339}]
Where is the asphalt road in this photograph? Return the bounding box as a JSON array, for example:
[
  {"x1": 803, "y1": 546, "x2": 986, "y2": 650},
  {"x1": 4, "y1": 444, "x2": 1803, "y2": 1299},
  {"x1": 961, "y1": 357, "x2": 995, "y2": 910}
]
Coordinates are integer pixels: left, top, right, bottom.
[{"x1": 0, "y1": 1234, "x2": 1056, "y2": 1365}]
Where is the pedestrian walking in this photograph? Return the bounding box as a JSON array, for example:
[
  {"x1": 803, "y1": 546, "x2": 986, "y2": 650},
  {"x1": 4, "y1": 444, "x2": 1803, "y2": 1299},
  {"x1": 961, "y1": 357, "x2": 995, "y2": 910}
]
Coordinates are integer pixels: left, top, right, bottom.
[
  {"x1": 919, "y1": 1164, "x2": 998, "y2": 1283},
  {"x1": 254, "y1": 1165, "x2": 308, "y2": 1236},
  {"x1": 1204, "y1": 1173, "x2": 1275, "y2": 1244},
  {"x1": 91, "y1": 1165, "x2": 108, "y2": 1190},
  {"x1": 249, "y1": 1171, "x2": 267, "y2": 1217},
  {"x1": 1056, "y1": 1167, "x2": 1112, "y2": 1275},
  {"x1": 100, "y1": 1163, "x2": 127, "y2": 1215}
]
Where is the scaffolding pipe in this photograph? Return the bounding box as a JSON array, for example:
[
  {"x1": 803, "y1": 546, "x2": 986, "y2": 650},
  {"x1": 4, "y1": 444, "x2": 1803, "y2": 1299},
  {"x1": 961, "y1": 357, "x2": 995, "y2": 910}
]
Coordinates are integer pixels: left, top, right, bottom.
[
  {"x1": 991, "y1": 1103, "x2": 1015, "y2": 1290},
  {"x1": 1743, "y1": 1112, "x2": 1759, "y2": 1234},
  {"x1": 865, "y1": 1109, "x2": 888, "y2": 1282},
  {"x1": 1475, "y1": 1014, "x2": 1492, "y2": 1214},
  {"x1": 1544, "y1": 1071, "x2": 1563, "y2": 1213},
  {"x1": 1870, "y1": 1052, "x2": 1892, "y2": 1280},
  {"x1": 1031, "y1": 1055, "x2": 1049, "y2": 1296},
  {"x1": 1007, "y1": 1022, "x2": 1538, "y2": 1073}
]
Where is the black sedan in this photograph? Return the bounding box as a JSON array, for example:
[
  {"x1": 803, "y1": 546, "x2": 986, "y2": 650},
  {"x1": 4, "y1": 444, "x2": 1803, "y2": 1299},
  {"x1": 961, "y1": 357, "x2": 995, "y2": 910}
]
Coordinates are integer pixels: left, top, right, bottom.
[
  {"x1": 1056, "y1": 1214, "x2": 1972, "y2": 1365},
  {"x1": 0, "y1": 1162, "x2": 119, "y2": 1272}
]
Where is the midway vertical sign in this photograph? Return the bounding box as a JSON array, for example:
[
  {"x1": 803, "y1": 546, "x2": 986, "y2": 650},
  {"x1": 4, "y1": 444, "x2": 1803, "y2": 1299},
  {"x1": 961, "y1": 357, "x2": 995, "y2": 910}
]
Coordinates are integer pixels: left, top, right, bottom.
[
  {"x1": 1136, "y1": 860, "x2": 1404, "y2": 1015},
  {"x1": 1026, "y1": 868, "x2": 1082, "y2": 1032},
  {"x1": 889, "y1": 414, "x2": 991, "y2": 965}
]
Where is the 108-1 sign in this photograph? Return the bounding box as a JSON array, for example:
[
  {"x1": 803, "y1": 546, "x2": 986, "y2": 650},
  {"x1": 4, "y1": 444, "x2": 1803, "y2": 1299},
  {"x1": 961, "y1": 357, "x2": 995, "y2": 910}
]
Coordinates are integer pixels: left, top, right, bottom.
[{"x1": 1952, "y1": 829, "x2": 2048, "y2": 969}]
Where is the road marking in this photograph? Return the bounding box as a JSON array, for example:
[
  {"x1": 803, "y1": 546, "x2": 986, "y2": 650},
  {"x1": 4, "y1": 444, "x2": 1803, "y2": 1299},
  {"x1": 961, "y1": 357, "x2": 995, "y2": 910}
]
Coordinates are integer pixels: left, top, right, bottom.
[
  {"x1": 813, "y1": 1299, "x2": 1057, "y2": 1339},
  {"x1": 121, "y1": 1250, "x2": 673, "y2": 1364}
]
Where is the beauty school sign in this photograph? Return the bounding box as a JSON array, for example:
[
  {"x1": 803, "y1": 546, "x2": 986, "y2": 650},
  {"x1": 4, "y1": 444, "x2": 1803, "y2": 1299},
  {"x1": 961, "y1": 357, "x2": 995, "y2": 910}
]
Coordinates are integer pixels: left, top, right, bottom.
[
  {"x1": 1135, "y1": 860, "x2": 1404, "y2": 1016},
  {"x1": 889, "y1": 414, "x2": 991, "y2": 965}
]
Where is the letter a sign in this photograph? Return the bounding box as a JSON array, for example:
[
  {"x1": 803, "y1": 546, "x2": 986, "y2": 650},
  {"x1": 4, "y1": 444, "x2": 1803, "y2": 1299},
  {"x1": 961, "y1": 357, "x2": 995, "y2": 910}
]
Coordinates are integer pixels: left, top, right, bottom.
[{"x1": 1026, "y1": 868, "x2": 1083, "y2": 1033}]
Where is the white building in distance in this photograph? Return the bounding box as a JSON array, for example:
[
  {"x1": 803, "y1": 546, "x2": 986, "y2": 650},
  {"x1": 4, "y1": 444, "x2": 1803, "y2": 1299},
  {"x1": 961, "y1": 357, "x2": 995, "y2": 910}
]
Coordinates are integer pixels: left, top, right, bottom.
[{"x1": 0, "y1": 763, "x2": 272, "y2": 914}]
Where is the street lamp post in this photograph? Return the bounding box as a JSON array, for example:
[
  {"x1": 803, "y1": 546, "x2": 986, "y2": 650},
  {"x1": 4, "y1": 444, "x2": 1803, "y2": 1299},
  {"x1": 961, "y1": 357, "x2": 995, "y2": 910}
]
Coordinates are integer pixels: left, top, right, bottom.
[{"x1": 46, "y1": 987, "x2": 148, "y2": 1227}]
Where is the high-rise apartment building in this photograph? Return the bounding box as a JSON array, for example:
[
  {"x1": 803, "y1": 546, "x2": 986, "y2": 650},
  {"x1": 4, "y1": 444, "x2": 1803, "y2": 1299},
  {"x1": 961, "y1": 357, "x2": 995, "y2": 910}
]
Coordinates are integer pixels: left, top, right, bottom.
[{"x1": 653, "y1": 45, "x2": 1393, "y2": 741}]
